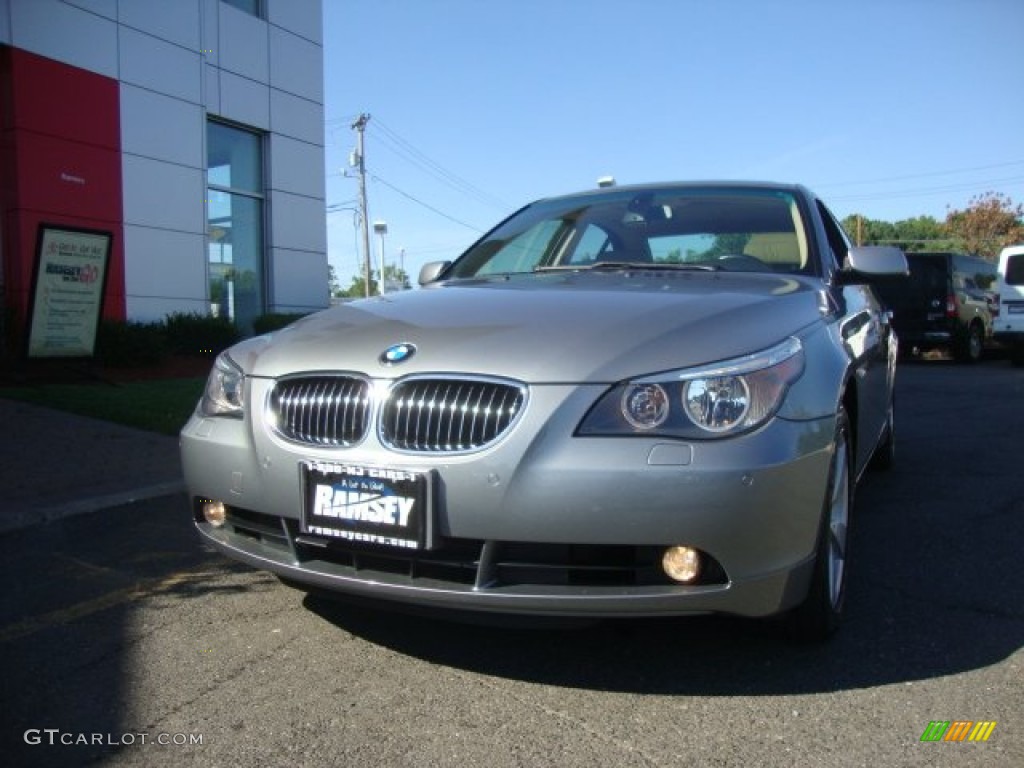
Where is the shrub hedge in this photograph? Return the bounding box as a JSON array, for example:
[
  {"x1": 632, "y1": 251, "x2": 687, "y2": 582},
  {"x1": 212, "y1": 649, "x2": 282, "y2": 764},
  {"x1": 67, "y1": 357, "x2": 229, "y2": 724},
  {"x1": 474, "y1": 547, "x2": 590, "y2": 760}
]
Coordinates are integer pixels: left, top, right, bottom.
[
  {"x1": 164, "y1": 312, "x2": 241, "y2": 357},
  {"x1": 93, "y1": 311, "x2": 311, "y2": 367}
]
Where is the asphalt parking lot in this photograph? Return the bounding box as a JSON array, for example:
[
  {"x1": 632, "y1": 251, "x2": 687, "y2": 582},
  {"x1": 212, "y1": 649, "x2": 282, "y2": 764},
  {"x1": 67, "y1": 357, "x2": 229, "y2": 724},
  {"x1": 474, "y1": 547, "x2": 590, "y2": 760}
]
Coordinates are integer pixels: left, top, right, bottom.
[{"x1": 1, "y1": 357, "x2": 1022, "y2": 767}]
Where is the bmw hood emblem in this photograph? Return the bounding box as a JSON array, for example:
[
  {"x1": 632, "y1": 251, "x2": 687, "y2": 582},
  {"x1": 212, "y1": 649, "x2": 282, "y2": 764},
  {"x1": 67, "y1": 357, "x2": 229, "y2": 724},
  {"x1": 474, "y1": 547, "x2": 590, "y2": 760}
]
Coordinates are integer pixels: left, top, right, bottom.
[{"x1": 380, "y1": 342, "x2": 416, "y2": 366}]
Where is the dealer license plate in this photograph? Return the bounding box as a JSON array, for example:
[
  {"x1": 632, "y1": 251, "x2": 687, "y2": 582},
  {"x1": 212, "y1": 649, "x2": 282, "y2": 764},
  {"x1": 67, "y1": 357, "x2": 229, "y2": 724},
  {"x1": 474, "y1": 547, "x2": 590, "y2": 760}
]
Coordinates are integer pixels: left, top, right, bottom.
[
  {"x1": 302, "y1": 462, "x2": 432, "y2": 550},
  {"x1": 1008, "y1": 304, "x2": 1024, "y2": 314}
]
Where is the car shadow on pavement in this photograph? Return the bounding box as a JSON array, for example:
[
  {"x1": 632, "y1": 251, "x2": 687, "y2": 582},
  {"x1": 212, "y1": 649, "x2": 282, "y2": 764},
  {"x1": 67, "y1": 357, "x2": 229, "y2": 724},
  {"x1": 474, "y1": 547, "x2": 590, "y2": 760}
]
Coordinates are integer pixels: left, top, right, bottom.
[
  {"x1": 303, "y1": 456, "x2": 1024, "y2": 696},
  {"x1": 299, "y1": 360, "x2": 1024, "y2": 695}
]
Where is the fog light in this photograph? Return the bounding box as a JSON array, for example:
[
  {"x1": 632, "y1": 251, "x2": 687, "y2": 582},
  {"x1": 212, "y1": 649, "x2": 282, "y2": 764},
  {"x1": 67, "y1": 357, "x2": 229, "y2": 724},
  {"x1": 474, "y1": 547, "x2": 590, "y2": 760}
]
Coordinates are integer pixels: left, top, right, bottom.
[
  {"x1": 662, "y1": 546, "x2": 701, "y2": 583},
  {"x1": 202, "y1": 500, "x2": 227, "y2": 527}
]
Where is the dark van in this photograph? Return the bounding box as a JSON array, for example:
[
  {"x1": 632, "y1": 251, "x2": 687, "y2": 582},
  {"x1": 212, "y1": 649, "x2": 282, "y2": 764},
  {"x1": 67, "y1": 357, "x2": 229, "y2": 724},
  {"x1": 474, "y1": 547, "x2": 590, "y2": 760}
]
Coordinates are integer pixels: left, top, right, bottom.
[{"x1": 875, "y1": 252, "x2": 997, "y2": 362}]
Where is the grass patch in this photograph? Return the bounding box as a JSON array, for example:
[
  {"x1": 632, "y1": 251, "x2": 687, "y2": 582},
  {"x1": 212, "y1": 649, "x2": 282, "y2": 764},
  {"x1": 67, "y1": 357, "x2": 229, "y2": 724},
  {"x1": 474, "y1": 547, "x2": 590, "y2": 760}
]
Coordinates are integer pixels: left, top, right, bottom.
[{"x1": 1, "y1": 378, "x2": 205, "y2": 436}]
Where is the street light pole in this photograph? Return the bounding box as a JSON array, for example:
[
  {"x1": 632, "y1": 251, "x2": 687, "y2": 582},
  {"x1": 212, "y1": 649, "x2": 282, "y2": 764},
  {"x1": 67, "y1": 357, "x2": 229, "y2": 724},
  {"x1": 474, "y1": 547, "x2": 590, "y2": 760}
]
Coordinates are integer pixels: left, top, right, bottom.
[
  {"x1": 373, "y1": 221, "x2": 388, "y2": 295},
  {"x1": 351, "y1": 113, "x2": 372, "y2": 297}
]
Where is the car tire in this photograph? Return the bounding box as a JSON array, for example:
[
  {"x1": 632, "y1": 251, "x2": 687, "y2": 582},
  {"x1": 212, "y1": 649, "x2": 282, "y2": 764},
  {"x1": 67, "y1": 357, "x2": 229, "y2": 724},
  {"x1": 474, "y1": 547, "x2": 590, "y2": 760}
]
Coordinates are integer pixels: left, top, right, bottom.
[
  {"x1": 1011, "y1": 344, "x2": 1024, "y2": 368},
  {"x1": 955, "y1": 322, "x2": 983, "y2": 363},
  {"x1": 785, "y1": 407, "x2": 852, "y2": 643}
]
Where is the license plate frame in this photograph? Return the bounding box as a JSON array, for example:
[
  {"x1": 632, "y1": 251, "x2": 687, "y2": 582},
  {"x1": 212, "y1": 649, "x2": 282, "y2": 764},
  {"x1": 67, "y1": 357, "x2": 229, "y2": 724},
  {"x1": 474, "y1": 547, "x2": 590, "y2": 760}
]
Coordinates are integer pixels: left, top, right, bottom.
[{"x1": 301, "y1": 462, "x2": 434, "y2": 550}]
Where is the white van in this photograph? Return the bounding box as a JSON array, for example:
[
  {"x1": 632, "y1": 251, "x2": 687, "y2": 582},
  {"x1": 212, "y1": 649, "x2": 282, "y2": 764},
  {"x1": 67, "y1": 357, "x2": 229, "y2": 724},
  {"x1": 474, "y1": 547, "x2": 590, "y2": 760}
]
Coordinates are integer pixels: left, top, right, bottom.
[{"x1": 995, "y1": 244, "x2": 1024, "y2": 365}]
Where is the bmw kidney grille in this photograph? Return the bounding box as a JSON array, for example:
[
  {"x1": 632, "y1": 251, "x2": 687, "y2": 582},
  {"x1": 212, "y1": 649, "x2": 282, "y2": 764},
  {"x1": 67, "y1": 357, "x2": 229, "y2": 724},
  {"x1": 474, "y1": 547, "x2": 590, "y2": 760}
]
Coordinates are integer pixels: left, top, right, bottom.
[{"x1": 270, "y1": 375, "x2": 525, "y2": 452}]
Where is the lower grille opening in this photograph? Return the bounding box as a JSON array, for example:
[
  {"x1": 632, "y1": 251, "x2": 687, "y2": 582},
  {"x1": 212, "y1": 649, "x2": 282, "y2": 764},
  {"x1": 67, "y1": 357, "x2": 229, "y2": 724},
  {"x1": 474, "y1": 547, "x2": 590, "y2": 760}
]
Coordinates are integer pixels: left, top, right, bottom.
[
  {"x1": 219, "y1": 504, "x2": 290, "y2": 552},
  {"x1": 207, "y1": 506, "x2": 729, "y2": 589},
  {"x1": 295, "y1": 534, "x2": 727, "y2": 588}
]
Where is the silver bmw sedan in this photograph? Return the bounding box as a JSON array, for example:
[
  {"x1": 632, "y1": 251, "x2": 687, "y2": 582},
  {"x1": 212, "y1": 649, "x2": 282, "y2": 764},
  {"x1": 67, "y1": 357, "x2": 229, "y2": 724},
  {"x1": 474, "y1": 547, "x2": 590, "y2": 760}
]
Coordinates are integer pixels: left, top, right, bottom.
[{"x1": 181, "y1": 181, "x2": 907, "y2": 641}]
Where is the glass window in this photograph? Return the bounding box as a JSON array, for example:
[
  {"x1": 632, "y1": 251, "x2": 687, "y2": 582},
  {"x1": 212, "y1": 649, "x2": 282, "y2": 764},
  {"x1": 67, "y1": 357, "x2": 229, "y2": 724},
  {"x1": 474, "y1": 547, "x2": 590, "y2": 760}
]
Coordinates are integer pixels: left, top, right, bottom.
[
  {"x1": 208, "y1": 121, "x2": 262, "y2": 192},
  {"x1": 567, "y1": 224, "x2": 615, "y2": 264},
  {"x1": 207, "y1": 121, "x2": 264, "y2": 332},
  {"x1": 221, "y1": 0, "x2": 261, "y2": 16},
  {"x1": 816, "y1": 200, "x2": 853, "y2": 269},
  {"x1": 452, "y1": 187, "x2": 810, "y2": 278},
  {"x1": 1007, "y1": 254, "x2": 1024, "y2": 286}
]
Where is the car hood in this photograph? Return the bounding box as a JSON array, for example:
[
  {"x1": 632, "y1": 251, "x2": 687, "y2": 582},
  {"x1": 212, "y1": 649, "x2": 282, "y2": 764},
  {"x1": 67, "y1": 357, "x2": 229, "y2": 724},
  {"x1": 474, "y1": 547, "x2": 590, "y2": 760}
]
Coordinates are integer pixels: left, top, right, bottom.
[{"x1": 246, "y1": 272, "x2": 825, "y2": 382}]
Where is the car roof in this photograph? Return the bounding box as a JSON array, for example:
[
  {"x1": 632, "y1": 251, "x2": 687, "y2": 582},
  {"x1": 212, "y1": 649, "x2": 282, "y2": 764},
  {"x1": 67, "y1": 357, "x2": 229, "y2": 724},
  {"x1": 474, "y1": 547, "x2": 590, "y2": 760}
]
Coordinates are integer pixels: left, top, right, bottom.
[{"x1": 534, "y1": 180, "x2": 812, "y2": 204}]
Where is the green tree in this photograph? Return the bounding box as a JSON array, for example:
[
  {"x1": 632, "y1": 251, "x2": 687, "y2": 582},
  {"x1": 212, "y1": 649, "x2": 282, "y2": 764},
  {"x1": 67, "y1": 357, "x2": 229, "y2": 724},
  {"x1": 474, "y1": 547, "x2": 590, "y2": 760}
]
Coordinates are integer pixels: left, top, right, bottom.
[
  {"x1": 341, "y1": 264, "x2": 411, "y2": 298},
  {"x1": 842, "y1": 215, "x2": 895, "y2": 246},
  {"x1": 327, "y1": 264, "x2": 342, "y2": 297},
  {"x1": 842, "y1": 214, "x2": 951, "y2": 252},
  {"x1": 343, "y1": 272, "x2": 378, "y2": 298},
  {"x1": 945, "y1": 191, "x2": 1024, "y2": 260},
  {"x1": 381, "y1": 263, "x2": 412, "y2": 292},
  {"x1": 893, "y1": 216, "x2": 950, "y2": 252}
]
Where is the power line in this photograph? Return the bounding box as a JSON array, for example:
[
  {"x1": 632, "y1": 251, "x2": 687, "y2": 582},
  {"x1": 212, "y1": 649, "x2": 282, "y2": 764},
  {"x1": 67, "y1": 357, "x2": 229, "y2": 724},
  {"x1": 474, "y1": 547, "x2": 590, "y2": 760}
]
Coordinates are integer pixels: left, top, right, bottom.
[
  {"x1": 370, "y1": 173, "x2": 485, "y2": 233},
  {"x1": 827, "y1": 175, "x2": 1024, "y2": 204},
  {"x1": 369, "y1": 118, "x2": 511, "y2": 211},
  {"x1": 815, "y1": 159, "x2": 1024, "y2": 189}
]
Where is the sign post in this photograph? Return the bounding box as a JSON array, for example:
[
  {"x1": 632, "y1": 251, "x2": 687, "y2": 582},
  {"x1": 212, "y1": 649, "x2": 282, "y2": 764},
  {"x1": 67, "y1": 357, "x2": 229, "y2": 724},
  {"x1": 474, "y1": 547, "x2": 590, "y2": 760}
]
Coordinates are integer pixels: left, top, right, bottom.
[{"x1": 26, "y1": 224, "x2": 112, "y2": 359}]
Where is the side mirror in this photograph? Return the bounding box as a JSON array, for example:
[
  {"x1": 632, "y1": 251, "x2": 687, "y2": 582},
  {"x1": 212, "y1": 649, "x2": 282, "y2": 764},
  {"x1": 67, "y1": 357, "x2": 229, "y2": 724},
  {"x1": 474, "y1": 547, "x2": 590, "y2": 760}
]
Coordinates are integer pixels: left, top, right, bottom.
[
  {"x1": 418, "y1": 260, "x2": 451, "y2": 286},
  {"x1": 835, "y1": 246, "x2": 908, "y2": 284}
]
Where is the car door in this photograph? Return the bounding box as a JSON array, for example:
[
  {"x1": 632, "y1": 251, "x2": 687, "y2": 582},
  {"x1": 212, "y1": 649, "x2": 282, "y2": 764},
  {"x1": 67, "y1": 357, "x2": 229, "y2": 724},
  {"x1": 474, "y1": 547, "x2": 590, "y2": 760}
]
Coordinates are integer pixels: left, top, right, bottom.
[{"x1": 816, "y1": 200, "x2": 893, "y2": 471}]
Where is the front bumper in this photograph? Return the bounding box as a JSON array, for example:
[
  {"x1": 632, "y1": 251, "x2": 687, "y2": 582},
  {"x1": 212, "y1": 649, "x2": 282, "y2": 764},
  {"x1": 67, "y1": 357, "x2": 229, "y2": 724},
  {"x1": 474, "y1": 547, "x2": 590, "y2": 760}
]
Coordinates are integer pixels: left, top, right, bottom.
[{"x1": 181, "y1": 382, "x2": 835, "y2": 618}]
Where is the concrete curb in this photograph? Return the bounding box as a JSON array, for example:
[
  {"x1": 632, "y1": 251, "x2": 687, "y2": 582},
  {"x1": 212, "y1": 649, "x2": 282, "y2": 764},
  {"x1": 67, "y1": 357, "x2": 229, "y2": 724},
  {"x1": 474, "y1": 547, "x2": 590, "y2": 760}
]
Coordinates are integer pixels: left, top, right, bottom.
[{"x1": 1, "y1": 481, "x2": 187, "y2": 536}]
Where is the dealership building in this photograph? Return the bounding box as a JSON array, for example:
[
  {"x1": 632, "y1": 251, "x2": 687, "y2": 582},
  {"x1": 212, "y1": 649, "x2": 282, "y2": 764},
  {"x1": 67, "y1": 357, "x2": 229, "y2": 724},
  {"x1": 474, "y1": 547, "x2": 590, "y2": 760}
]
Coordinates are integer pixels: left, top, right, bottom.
[{"x1": 1, "y1": 0, "x2": 327, "y2": 354}]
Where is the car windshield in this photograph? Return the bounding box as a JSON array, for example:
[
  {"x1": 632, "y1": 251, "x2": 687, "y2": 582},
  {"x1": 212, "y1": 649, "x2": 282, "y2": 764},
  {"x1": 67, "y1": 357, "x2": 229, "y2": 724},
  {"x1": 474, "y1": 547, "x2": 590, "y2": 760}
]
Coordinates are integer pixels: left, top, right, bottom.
[{"x1": 450, "y1": 186, "x2": 811, "y2": 278}]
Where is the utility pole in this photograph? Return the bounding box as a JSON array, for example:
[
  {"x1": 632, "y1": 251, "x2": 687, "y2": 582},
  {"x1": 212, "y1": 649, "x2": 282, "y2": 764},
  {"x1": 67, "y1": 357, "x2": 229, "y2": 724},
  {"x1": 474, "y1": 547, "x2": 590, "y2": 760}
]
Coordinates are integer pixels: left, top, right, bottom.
[{"x1": 351, "y1": 113, "x2": 372, "y2": 297}]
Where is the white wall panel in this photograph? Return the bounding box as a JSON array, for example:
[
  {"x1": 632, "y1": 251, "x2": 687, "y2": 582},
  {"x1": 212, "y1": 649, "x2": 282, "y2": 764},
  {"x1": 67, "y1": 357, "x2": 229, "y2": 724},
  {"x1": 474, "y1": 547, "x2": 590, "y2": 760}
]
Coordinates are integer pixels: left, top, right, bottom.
[
  {"x1": 218, "y1": 70, "x2": 270, "y2": 129},
  {"x1": 121, "y1": 85, "x2": 204, "y2": 168},
  {"x1": 122, "y1": 156, "x2": 205, "y2": 234},
  {"x1": 270, "y1": 89, "x2": 323, "y2": 145},
  {"x1": 123, "y1": 225, "x2": 206, "y2": 312},
  {"x1": 269, "y1": 135, "x2": 323, "y2": 197},
  {"x1": 269, "y1": 27, "x2": 322, "y2": 102},
  {"x1": 267, "y1": 0, "x2": 321, "y2": 44},
  {"x1": 119, "y1": 27, "x2": 202, "y2": 103},
  {"x1": 270, "y1": 248, "x2": 328, "y2": 312},
  {"x1": 270, "y1": 191, "x2": 326, "y2": 254},
  {"x1": 63, "y1": 0, "x2": 117, "y2": 21},
  {"x1": 126, "y1": 294, "x2": 210, "y2": 323},
  {"x1": 9, "y1": 0, "x2": 117, "y2": 77},
  {"x1": 119, "y1": 0, "x2": 201, "y2": 50},
  {"x1": 6, "y1": 0, "x2": 326, "y2": 326},
  {"x1": 0, "y1": 0, "x2": 11, "y2": 44},
  {"x1": 200, "y1": 0, "x2": 219, "y2": 66},
  {"x1": 218, "y1": 4, "x2": 268, "y2": 83},
  {"x1": 204, "y1": 63, "x2": 221, "y2": 112}
]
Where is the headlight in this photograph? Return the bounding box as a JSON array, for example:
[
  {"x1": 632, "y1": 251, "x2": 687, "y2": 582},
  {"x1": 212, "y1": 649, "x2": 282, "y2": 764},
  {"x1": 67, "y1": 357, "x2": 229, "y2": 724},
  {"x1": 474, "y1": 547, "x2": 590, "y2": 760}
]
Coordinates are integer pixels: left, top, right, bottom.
[
  {"x1": 200, "y1": 352, "x2": 245, "y2": 418},
  {"x1": 578, "y1": 337, "x2": 804, "y2": 439}
]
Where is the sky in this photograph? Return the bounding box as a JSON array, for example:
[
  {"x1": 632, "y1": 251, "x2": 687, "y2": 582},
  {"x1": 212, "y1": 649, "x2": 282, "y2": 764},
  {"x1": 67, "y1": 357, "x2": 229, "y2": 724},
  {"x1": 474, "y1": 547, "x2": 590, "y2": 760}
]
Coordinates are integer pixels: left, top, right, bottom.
[{"x1": 322, "y1": 0, "x2": 1024, "y2": 286}]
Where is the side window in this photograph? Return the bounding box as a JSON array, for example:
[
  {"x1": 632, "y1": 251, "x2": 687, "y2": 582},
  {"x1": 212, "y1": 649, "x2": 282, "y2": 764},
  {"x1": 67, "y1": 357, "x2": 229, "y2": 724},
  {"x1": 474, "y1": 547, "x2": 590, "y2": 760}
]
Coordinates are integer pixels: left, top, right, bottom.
[
  {"x1": 567, "y1": 224, "x2": 615, "y2": 264},
  {"x1": 474, "y1": 220, "x2": 565, "y2": 275},
  {"x1": 1007, "y1": 254, "x2": 1024, "y2": 285},
  {"x1": 976, "y1": 263, "x2": 997, "y2": 291},
  {"x1": 815, "y1": 200, "x2": 852, "y2": 269}
]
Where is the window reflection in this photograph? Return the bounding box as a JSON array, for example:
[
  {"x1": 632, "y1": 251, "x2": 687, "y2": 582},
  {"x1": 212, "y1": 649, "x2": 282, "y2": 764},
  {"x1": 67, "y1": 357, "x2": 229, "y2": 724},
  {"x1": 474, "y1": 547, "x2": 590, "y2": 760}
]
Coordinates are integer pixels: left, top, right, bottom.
[{"x1": 207, "y1": 121, "x2": 264, "y2": 332}]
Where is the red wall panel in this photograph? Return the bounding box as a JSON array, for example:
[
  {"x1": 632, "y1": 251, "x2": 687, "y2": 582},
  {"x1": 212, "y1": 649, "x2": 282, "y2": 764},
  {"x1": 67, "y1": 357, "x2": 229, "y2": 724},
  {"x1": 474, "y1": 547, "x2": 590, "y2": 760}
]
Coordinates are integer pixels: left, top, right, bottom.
[
  {"x1": 6, "y1": 49, "x2": 119, "y2": 150},
  {"x1": 1, "y1": 45, "x2": 125, "y2": 352}
]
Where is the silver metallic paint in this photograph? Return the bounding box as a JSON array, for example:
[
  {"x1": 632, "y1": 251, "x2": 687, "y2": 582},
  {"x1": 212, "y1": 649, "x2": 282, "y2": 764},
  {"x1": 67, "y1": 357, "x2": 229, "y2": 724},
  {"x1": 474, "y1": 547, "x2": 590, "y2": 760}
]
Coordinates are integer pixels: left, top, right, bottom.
[{"x1": 181, "y1": 182, "x2": 904, "y2": 619}]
